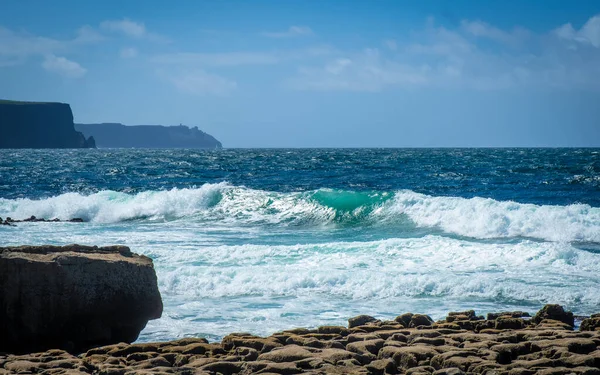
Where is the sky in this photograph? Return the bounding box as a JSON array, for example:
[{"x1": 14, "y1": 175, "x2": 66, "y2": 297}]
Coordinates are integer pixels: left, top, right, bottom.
[{"x1": 1, "y1": 0, "x2": 599, "y2": 147}]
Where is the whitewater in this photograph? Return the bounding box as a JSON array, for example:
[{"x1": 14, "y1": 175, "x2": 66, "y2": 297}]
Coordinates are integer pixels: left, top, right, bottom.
[{"x1": 1, "y1": 148, "x2": 599, "y2": 342}]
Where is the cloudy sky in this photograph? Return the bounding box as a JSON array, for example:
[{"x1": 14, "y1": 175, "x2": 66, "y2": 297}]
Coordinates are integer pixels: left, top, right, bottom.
[{"x1": 1, "y1": 0, "x2": 599, "y2": 147}]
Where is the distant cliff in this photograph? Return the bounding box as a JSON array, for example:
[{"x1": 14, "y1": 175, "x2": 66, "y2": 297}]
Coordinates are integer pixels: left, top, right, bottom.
[
  {"x1": 75, "y1": 123, "x2": 222, "y2": 149},
  {"x1": 0, "y1": 100, "x2": 95, "y2": 149}
]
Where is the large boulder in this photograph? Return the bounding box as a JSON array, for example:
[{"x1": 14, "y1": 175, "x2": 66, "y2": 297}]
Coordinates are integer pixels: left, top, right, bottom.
[
  {"x1": 0, "y1": 244, "x2": 162, "y2": 354},
  {"x1": 532, "y1": 304, "x2": 574, "y2": 327},
  {"x1": 348, "y1": 315, "x2": 378, "y2": 328},
  {"x1": 580, "y1": 315, "x2": 600, "y2": 331}
]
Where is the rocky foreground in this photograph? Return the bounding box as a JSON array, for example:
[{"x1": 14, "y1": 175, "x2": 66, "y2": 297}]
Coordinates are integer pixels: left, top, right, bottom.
[{"x1": 2, "y1": 305, "x2": 600, "y2": 375}]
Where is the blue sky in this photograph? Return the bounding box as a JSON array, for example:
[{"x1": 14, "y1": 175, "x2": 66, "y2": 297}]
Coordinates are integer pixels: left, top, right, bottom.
[{"x1": 1, "y1": 0, "x2": 599, "y2": 147}]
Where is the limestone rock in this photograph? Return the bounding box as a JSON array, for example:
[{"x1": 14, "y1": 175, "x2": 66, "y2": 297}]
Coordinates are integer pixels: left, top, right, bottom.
[
  {"x1": 348, "y1": 315, "x2": 378, "y2": 328},
  {"x1": 0, "y1": 244, "x2": 162, "y2": 353},
  {"x1": 495, "y1": 317, "x2": 526, "y2": 330},
  {"x1": 487, "y1": 311, "x2": 530, "y2": 320},
  {"x1": 581, "y1": 317, "x2": 600, "y2": 332},
  {"x1": 257, "y1": 345, "x2": 315, "y2": 362},
  {"x1": 410, "y1": 314, "x2": 435, "y2": 328},
  {"x1": 532, "y1": 304, "x2": 574, "y2": 327},
  {"x1": 395, "y1": 313, "x2": 414, "y2": 327},
  {"x1": 1, "y1": 302, "x2": 598, "y2": 375}
]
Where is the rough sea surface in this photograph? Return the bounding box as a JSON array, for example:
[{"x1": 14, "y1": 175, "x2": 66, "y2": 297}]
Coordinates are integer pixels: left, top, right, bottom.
[{"x1": 1, "y1": 148, "x2": 599, "y2": 342}]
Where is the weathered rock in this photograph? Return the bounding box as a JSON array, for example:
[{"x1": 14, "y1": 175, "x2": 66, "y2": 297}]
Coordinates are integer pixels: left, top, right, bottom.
[
  {"x1": 316, "y1": 348, "x2": 357, "y2": 364},
  {"x1": 0, "y1": 244, "x2": 162, "y2": 353},
  {"x1": 536, "y1": 319, "x2": 574, "y2": 330},
  {"x1": 487, "y1": 311, "x2": 530, "y2": 320},
  {"x1": 395, "y1": 313, "x2": 414, "y2": 327},
  {"x1": 0, "y1": 303, "x2": 597, "y2": 375},
  {"x1": 222, "y1": 333, "x2": 283, "y2": 353},
  {"x1": 346, "y1": 339, "x2": 385, "y2": 356},
  {"x1": 411, "y1": 337, "x2": 446, "y2": 346},
  {"x1": 581, "y1": 317, "x2": 600, "y2": 332},
  {"x1": 199, "y1": 360, "x2": 243, "y2": 374},
  {"x1": 347, "y1": 333, "x2": 381, "y2": 343},
  {"x1": 317, "y1": 326, "x2": 350, "y2": 336},
  {"x1": 405, "y1": 365, "x2": 436, "y2": 375},
  {"x1": 286, "y1": 335, "x2": 325, "y2": 348},
  {"x1": 257, "y1": 345, "x2": 315, "y2": 362},
  {"x1": 365, "y1": 358, "x2": 397, "y2": 374},
  {"x1": 391, "y1": 346, "x2": 439, "y2": 369},
  {"x1": 448, "y1": 310, "x2": 476, "y2": 320},
  {"x1": 410, "y1": 314, "x2": 435, "y2": 328},
  {"x1": 495, "y1": 318, "x2": 526, "y2": 330},
  {"x1": 532, "y1": 305, "x2": 575, "y2": 327},
  {"x1": 433, "y1": 368, "x2": 465, "y2": 375},
  {"x1": 348, "y1": 315, "x2": 378, "y2": 328}
]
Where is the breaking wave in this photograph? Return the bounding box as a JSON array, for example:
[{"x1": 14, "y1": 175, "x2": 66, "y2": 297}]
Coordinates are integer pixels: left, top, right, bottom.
[{"x1": 1, "y1": 183, "x2": 598, "y2": 243}]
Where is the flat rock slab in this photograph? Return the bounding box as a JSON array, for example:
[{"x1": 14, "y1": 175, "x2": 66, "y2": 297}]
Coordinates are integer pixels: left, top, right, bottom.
[
  {"x1": 1, "y1": 315, "x2": 599, "y2": 374},
  {"x1": 0, "y1": 244, "x2": 162, "y2": 354}
]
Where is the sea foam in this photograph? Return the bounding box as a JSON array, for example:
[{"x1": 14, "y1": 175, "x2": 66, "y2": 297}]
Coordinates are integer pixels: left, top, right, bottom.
[
  {"x1": 149, "y1": 236, "x2": 599, "y2": 301},
  {"x1": 1, "y1": 183, "x2": 598, "y2": 243},
  {"x1": 142, "y1": 236, "x2": 600, "y2": 340},
  {"x1": 389, "y1": 190, "x2": 600, "y2": 243}
]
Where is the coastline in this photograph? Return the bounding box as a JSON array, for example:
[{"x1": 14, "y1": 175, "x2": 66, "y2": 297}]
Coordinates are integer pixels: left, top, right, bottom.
[
  {"x1": 2, "y1": 148, "x2": 599, "y2": 374},
  {"x1": 2, "y1": 305, "x2": 599, "y2": 375}
]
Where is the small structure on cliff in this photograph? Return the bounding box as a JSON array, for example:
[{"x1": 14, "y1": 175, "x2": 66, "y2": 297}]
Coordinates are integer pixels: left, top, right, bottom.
[
  {"x1": 0, "y1": 100, "x2": 95, "y2": 148},
  {"x1": 0, "y1": 244, "x2": 162, "y2": 354}
]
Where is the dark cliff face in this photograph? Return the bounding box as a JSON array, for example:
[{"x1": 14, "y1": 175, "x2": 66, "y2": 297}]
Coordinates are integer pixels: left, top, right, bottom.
[
  {"x1": 0, "y1": 100, "x2": 95, "y2": 149},
  {"x1": 75, "y1": 123, "x2": 222, "y2": 149}
]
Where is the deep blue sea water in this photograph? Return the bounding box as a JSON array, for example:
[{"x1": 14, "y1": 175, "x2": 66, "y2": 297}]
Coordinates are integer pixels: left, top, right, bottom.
[{"x1": 1, "y1": 148, "x2": 599, "y2": 342}]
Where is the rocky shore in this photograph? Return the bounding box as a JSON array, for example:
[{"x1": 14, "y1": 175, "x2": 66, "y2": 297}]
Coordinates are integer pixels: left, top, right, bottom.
[
  {"x1": 1, "y1": 304, "x2": 600, "y2": 375},
  {"x1": 1, "y1": 244, "x2": 599, "y2": 374}
]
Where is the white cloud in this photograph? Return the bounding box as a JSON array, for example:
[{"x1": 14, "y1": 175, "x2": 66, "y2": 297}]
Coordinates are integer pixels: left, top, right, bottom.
[
  {"x1": 152, "y1": 47, "x2": 336, "y2": 69},
  {"x1": 325, "y1": 58, "x2": 352, "y2": 75},
  {"x1": 99, "y1": 18, "x2": 168, "y2": 43},
  {"x1": 406, "y1": 26, "x2": 472, "y2": 57},
  {"x1": 0, "y1": 24, "x2": 105, "y2": 68},
  {"x1": 287, "y1": 15, "x2": 600, "y2": 92},
  {"x1": 289, "y1": 49, "x2": 431, "y2": 92},
  {"x1": 3, "y1": 13, "x2": 599, "y2": 93},
  {"x1": 120, "y1": 47, "x2": 138, "y2": 59},
  {"x1": 167, "y1": 70, "x2": 237, "y2": 96},
  {"x1": 554, "y1": 23, "x2": 577, "y2": 41},
  {"x1": 262, "y1": 26, "x2": 314, "y2": 38},
  {"x1": 0, "y1": 27, "x2": 64, "y2": 65},
  {"x1": 384, "y1": 39, "x2": 398, "y2": 51},
  {"x1": 152, "y1": 51, "x2": 279, "y2": 66},
  {"x1": 42, "y1": 54, "x2": 86, "y2": 78},
  {"x1": 74, "y1": 25, "x2": 105, "y2": 43},
  {"x1": 555, "y1": 14, "x2": 600, "y2": 47},
  {"x1": 101, "y1": 19, "x2": 146, "y2": 38},
  {"x1": 0, "y1": 17, "x2": 165, "y2": 70},
  {"x1": 580, "y1": 15, "x2": 600, "y2": 47},
  {"x1": 460, "y1": 20, "x2": 528, "y2": 45}
]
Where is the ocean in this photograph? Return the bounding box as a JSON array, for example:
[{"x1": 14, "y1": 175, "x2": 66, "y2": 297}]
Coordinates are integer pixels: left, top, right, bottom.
[{"x1": 1, "y1": 148, "x2": 599, "y2": 342}]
